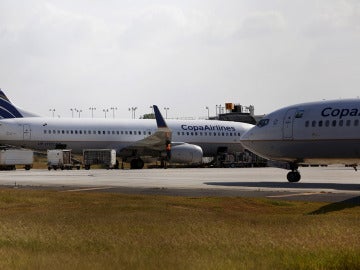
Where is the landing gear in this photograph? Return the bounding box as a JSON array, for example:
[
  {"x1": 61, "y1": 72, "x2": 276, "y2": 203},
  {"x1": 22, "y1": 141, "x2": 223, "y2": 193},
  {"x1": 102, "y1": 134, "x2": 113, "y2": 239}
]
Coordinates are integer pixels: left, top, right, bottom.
[
  {"x1": 130, "y1": 158, "x2": 144, "y2": 169},
  {"x1": 287, "y1": 171, "x2": 301, "y2": 182},
  {"x1": 286, "y1": 163, "x2": 301, "y2": 182}
]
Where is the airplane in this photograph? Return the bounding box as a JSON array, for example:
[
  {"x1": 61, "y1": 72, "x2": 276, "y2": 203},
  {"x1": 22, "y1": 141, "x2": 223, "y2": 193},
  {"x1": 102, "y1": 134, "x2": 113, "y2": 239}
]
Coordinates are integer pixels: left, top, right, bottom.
[
  {"x1": 240, "y1": 99, "x2": 360, "y2": 182},
  {"x1": 0, "y1": 90, "x2": 254, "y2": 169}
]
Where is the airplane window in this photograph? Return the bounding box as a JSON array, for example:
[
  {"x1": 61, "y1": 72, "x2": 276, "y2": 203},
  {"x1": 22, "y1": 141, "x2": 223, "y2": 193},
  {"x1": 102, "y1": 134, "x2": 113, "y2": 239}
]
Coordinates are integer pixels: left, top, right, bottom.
[
  {"x1": 129, "y1": 131, "x2": 132, "y2": 135},
  {"x1": 191, "y1": 132, "x2": 194, "y2": 136},
  {"x1": 80, "y1": 130, "x2": 83, "y2": 134},
  {"x1": 195, "y1": 132, "x2": 198, "y2": 136},
  {"x1": 75, "y1": 130, "x2": 78, "y2": 134},
  {"x1": 44, "y1": 130, "x2": 47, "y2": 134},
  {"x1": 318, "y1": 121, "x2": 323, "y2": 127},
  {"x1": 332, "y1": 120, "x2": 337, "y2": 127},
  {"x1": 148, "y1": 131, "x2": 151, "y2": 135},
  {"x1": 305, "y1": 121, "x2": 309, "y2": 127},
  {"x1": 200, "y1": 132, "x2": 203, "y2": 136},
  {"x1": 53, "y1": 130, "x2": 56, "y2": 134},
  {"x1": 325, "y1": 120, "x2": 330, "y2": 127},
  {"x1": 312, "y1": 121, "x2": 316, "y2": 127},
  {"x1": 125, "y1": 131, "x2": 128, "y2": 135},
  {"x1": 339, "y1": 120, "x2": 344, "y2": 127},
  {"x1": 57, "y1": 130, "x2": 60, "y2": 134},
  {"x1": 355, "y1": 120, "x2": 359, "y2": 126},
  {"x1": 295, "y1": 110, "x2": 304, "y2": 118},
  {"x1": 213, "y1": 133, "x2": 216, "y2": 136},
  {"x1": 98, "y1": 131, "x2": 101, "y2": 134},
  {"x1": 117, "y1": 131, "x2": 120, "y2": 135},
  {"x1": 346, "y1": 120, "x2": 351, "y2": 127},
  {"x1": 71, "y1": 130, "x2": 74, "y2": 134},
  {"x1": 103, "y1": 131, "x2": 106, "y2": 135},
  {"x1": 257, "y1": 119, "x2": 269, "y2": 127},
  {"x1": 66, "y1": 130, "x2": 69, "y2": 134}
]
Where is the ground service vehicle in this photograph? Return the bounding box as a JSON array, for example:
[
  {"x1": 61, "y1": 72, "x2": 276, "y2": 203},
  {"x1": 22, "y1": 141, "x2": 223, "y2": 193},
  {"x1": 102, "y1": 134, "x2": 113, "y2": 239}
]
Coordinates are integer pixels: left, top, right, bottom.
[
  {"x1": 47, "y1": 149, "x2": 80, "y2": 170},
  {"x1": 83, "y1": 149, "x2": 117, "y2": 170},
  {"x1": 0, "y1": 149, "x2": 33, "y2": 170}
]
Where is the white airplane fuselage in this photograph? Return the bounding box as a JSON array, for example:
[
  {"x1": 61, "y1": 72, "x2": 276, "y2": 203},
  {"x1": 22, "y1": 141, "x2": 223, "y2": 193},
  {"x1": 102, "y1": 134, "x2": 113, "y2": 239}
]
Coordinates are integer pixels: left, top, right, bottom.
[
  {"x1": 0, "y1": 117, "x2": 252, "y2": 157},
  {"x1": 240, "y1": 99, "x2": 360, "y2": 165}
]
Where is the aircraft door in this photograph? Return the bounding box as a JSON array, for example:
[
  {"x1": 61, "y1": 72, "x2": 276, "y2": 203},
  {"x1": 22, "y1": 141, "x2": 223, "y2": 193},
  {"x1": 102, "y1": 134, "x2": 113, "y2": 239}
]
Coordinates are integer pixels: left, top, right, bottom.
[
  {"x1": 23, "y1": 124, "x2": 31, "y2": 140},
  {"x1": 283, "y1": 109, "x2": 297, "y2": 140}
]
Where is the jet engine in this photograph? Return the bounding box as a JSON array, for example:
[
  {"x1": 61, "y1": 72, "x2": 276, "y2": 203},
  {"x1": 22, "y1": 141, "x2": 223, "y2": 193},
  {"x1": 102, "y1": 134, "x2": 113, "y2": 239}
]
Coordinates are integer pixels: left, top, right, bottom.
[{"x1": 170, "y1": 143, "x2": 203, "y2": 164}]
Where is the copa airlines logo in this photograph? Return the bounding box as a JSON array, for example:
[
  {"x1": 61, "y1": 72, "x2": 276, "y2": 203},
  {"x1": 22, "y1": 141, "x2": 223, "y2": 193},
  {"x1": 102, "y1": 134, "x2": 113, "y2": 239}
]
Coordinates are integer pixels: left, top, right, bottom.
[
  {"x1": 321, "y1": 107, "x2": 360, "y2": 119},
  {"x1": 181, "y1": 124, "x2": 236, "y2": 132}
]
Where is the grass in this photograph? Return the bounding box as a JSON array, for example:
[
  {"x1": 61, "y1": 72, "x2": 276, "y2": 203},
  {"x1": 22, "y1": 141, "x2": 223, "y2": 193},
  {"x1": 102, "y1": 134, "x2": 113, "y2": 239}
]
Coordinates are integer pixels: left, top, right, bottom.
[{"x1": 0, "y1": 189, "x2": 359, "y2": 269}]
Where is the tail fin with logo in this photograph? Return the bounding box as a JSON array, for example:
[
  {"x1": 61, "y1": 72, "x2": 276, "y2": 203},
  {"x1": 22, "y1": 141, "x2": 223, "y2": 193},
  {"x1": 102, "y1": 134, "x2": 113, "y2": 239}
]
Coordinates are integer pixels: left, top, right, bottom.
[{"x1": 0, "y1": 89, "x2": 24, "y2": 118}]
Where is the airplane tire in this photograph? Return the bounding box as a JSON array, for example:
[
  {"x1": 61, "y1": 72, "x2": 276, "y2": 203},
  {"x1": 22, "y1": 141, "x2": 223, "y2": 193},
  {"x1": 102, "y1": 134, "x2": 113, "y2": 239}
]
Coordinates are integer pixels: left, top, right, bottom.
[
  {"x1": 130, "y1": 159, "x2": 144, "y2": 169},
  {"x1": 287, "y1": 171, "x2": 301, "y2": 182}
]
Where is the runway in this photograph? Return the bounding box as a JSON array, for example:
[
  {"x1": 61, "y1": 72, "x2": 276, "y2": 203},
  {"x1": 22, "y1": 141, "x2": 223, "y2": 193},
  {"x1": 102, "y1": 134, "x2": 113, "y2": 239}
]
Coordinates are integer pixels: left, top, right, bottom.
[{"x1": 1, "y1": 166, "x2": 360, "y2": 202}]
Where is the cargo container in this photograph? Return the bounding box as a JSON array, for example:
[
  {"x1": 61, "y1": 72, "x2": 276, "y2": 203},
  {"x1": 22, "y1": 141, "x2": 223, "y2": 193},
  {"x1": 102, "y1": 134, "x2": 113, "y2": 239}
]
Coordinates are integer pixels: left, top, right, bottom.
[
  {"x1": 83, "y1": 149, "x2": 117, "y2": 170},
  {"x1": 0, "y1": 149, "x2": 33, "y2": 170}
]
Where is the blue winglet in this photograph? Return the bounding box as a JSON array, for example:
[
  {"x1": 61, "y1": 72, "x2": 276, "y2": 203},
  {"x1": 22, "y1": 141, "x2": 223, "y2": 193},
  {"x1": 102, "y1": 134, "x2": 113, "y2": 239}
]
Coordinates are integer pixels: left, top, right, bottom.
[{"x1": 153, "y1": 105, "x2": 168, "y2": 128}]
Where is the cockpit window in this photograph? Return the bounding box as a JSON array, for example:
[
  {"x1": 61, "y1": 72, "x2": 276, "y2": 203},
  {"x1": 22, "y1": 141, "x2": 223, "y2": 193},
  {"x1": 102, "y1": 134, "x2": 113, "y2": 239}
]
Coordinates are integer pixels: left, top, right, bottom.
[
  {"x1": 257, "y1": 119, "x2": 270, "y2": 127},
  {"x1": 295, "y1": 110, "x2": 304, "y2": 118}
]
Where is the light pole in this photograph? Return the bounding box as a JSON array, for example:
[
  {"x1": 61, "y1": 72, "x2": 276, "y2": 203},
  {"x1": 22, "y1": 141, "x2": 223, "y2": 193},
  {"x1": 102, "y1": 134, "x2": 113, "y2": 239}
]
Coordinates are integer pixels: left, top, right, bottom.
[
  {"x1": 205, "y1": 106, "x2": 209, "y2": 119},
  {"x1": 70, "y1": 108, "x2": 76, "y2": 118},
  {"x1": 103, "y1": 109, "x2": 109, "y2": 118},
  {"x1": 110, "y1": 107, "x2": 118, "y2": 118},
  {"x1": 128, "y1": 107, "x2": 138, "y2": 119},
  {"x1": 49, "y1": 109, "x2": 55, "y2": 118},
  {"x1": 89, "y1": 107, "x2": 96, "y2": 118},
  {"x1": 164, "y1": 107, "x2": 169, "y2": 119},
  {"x1": 76, "y1": 109, "x2": 82, "y2": 118}
]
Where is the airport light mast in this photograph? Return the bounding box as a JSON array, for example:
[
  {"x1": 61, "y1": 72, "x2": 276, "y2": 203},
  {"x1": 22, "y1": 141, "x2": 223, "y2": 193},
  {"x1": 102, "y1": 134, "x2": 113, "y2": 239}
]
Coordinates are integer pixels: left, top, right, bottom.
[
  {"x1": 129, "y1": 107, "x2": 138, "y2": 119},
  {"x1": 110, "y1": 107, "x2": 118, "y2": 118},
  {"x1": 164, "y1": 107, "x2": 169, "y2": 119},
  {"x1": 49, "y1": 109, "x2": 55, "y2": 118},
  {"x1": 89, "y1": 107, "x2": 96, "y2": 118},
  {"x1": 103, "y1": 109, "x2": 109, "y2": 118}
]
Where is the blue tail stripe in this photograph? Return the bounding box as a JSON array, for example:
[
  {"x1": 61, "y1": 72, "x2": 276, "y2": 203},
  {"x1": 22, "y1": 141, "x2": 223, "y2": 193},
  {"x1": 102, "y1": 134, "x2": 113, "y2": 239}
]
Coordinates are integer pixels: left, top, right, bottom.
[
  {"x1": 0, "y1": 96, "x2": 23, "y2": 118},
  {"x1": 153, "y1": 105, "x2": 167, "y2": 128},
  {"x1": 0, "y1": 108, "x2": 16, "y2": 118}
]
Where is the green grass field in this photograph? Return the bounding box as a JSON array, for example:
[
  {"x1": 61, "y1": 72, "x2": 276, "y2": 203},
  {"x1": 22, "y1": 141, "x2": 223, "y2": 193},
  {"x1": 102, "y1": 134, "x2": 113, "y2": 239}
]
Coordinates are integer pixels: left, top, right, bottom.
[{"x1": 0, "y1": 189, "x2": 359, "y2": 269}]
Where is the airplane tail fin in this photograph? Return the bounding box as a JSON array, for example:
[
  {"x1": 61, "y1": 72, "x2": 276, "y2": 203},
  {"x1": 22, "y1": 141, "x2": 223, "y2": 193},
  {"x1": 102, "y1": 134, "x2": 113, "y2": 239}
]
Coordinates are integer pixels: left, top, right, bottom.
[
  {"x1": 153, "y1": 105, "x2": 168, "y2": 128},
  {"x1": 0, "y1": 89, "x2": 24, "y2": 118},
  {"x1": 153, "y1": 104, "x2": 172, "y2": 143}
]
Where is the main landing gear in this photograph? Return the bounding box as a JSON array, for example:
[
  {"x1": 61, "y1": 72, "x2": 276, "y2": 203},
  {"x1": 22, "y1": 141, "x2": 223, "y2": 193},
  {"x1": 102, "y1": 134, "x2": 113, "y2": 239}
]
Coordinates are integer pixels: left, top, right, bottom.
[{"x1": 287, "y1": 163, "x2": 301, "y2": 182}]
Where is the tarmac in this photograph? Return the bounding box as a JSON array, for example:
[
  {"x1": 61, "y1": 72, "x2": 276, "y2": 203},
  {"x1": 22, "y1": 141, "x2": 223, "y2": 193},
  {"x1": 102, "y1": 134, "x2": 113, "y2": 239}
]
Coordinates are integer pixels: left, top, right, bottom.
[{"x1": 1, "y1": 166, "x2": 360, "y2": 203}]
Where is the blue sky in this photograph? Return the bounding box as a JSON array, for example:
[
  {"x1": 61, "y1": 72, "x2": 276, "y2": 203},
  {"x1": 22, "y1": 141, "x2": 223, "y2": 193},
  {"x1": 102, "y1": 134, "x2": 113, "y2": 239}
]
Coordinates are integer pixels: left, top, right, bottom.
[{"x1": 1, "y1": 0, "x2": 359, "y2": 118}]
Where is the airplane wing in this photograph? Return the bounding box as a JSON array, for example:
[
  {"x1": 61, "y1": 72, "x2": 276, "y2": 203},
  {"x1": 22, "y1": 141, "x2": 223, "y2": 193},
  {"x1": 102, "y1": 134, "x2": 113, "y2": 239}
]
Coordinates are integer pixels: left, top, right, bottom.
[{"x1": 118, "y1": 105, "x2": 172, "y2": 157}]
